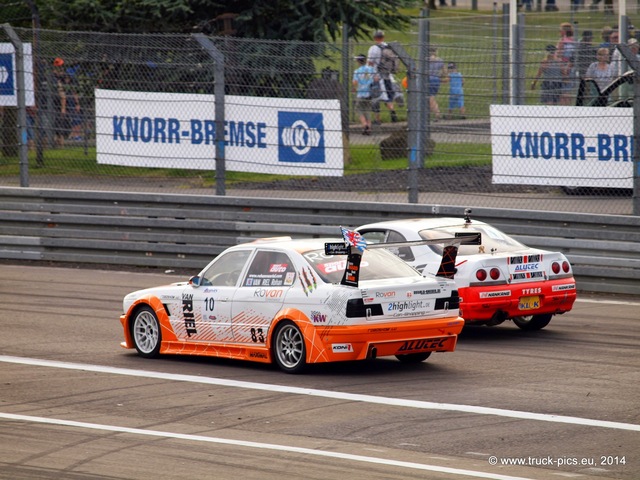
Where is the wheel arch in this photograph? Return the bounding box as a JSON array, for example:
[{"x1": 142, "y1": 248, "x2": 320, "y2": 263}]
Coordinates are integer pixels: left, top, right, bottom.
[
  {"x1": 123, "y1": 296, "x2": 176, "y2": 347},
  {"x1": 269, "y1": 308, "x2": 332, "y2": 365}
]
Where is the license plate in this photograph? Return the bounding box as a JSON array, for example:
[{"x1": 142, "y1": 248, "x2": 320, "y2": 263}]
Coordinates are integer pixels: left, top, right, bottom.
[{"x1": 519, "y1": 295, "x2": 540, "y2": 310}]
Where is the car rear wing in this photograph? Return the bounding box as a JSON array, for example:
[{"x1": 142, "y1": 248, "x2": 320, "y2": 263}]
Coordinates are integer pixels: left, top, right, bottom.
[{"x1": 325, "y1": 228, "x2": 481, "y2": 287}]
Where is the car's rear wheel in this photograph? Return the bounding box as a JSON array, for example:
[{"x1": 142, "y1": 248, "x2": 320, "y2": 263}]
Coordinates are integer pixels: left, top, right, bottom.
[
  {"x1": 273, "y1": 320, "x2": 306, "y2": 374},
  {"x1": 131, "y1": 306, "x2": 162, "y2": 358},
  {"x1": 395, "y1": 352, "x2": 432, "y2": 363},
  {"x1": 512, "y1": 313, "x2": 552, "y2": 331}
]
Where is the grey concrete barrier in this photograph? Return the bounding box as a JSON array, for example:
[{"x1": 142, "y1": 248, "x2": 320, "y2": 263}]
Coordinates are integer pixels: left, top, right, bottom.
[{"x1": 1, "y1": 187, "x2": 638, "y2": 294}]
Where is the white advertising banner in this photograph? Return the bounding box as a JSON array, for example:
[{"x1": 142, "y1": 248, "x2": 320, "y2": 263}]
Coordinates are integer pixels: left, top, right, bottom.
[
  {"x1": 0, "y1": 43, "x2": 35, "y2": 107},
  {"x1": 95, "y1": 89, "x2": 344, "y2": 176},
  {"x1": 491, "y1": 105, "x2": 634, "y2": 189}
]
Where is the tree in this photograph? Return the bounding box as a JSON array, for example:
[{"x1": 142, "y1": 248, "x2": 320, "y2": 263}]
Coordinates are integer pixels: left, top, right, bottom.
[{"x1": 32, "y1": 0, "x2": 412, "y2": 40}]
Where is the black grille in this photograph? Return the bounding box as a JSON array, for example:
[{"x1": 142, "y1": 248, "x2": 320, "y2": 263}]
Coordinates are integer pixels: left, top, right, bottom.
[
  {"x1": 346, "y1": 299, "x2": 384, "y2": 318},
  {"x1": 435, "y1": 291, "x2": 460, "y2": 310}
]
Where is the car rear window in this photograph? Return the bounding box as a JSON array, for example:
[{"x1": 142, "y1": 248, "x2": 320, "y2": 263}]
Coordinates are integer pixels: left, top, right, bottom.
[
  {"x1": 302, "y1": 248, "x2": 420, "y2": 284},
  {"x1": 419, "y1": 224, "x2": 525, "y2": 255}
]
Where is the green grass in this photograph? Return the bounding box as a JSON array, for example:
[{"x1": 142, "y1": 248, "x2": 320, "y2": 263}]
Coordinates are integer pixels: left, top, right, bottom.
[{"x1": 0, "y1": 141, "x2": 491, "y2": 184}]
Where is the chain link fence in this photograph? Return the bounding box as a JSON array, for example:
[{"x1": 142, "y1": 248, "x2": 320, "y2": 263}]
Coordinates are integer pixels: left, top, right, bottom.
[{"x1": 0, "y1": 10, "x2": 639, "y2": 214}]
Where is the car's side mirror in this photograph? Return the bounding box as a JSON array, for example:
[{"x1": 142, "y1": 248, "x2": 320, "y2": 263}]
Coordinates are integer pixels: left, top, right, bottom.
[{"x1": 189, "y1": 275, "x2": 201, "y2": 287}]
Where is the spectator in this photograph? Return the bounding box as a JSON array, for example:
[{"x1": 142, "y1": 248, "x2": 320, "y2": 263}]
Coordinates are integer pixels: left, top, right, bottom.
[
  {"x1": 52, "y1": 57, "x2": 67, "y2": 147},
  {"x1": 545, "y1": 0, "x2": 558, "y2": 11},
  {"x1": 598, "y1": 26, "x2": 613, "y2": 48},
  {"x1": 531, "y1": 45, "x2": 564, "y2": 106},
  {"x1": 352, "y1": 54, "x2": 375, "y2": 135},
  {"x1": 574, "y1": 30, "x2": 597, "y2": 78},
  {"x1": 367, "y1": 30, "x2": 398, "y2": 123},
  {"x1": 556, "y1": 22, "x2": 577, "y2": 105},
  {"x1": 427, "y1": 47, "x2": 446, "y2": 121},
  {"x1": 585, "y1": 47, "x2": 617, "y2": 89},
  {"x1": 62, "y1": 71, "x2": 83, "y2": 141},
  {"x1": 607, "y1": 29, "x2": 620, "y2": 56},
  {"x1": 446, "y1": 62, "x2": 465, "y2": 119},
  {"x1": 610, "y1": 37, "x2": 637, "y2": 77}
]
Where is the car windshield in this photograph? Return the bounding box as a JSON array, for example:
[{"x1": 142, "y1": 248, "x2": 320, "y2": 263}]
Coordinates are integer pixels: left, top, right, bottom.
[
  {"x1": 302, "y1": 248, "x2": 420, "y2": 284},
  {"x1": 419, "y1": 224, "x2": 526, "y2": 255}
]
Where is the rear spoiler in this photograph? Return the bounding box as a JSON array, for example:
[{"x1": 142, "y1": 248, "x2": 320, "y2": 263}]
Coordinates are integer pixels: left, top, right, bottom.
[{"x1": 325, "y1": 227, "x2": 481, "y2": 287}]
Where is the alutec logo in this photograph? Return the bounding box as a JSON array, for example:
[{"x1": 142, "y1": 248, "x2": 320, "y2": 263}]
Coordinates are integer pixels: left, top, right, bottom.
[{"x1": 278, "y1": 111, "x2": 325, "y2": 163}]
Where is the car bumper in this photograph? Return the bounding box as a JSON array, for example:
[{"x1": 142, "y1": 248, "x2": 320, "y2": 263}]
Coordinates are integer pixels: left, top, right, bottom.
[
  {"x1": 304, "y1": 315, "x2": 465, "y2": 363},
  {"x1": 458, "y1": 278, "x2": 577, "y2": 322}
]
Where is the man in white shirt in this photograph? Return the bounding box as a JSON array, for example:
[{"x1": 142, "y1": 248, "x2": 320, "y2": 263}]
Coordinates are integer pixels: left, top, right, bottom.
[{"x1": 366, "y1": 30, "x2": 398, "y2": 123}]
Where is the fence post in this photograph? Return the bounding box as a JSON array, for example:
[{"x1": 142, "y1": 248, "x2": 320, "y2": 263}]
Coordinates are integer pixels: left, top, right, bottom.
[
  {"x1": 392, "y1": 40, "x2": 419, "y2": 204},
  {"x1": 193, "y1": 33, "x2": 226, "y2": 196},
  {"x1": 342, "y1": 23, "x2": 350, "y2": 140},
  {"x1": 617, "y1": 44, "x2": 640, "y2": 215},
  {"x1": 1, "y1": 24, "x2": 29, "y2": 187},
  {"x1": 501, "y1": 4, "x2": 510, "y2": 104}
]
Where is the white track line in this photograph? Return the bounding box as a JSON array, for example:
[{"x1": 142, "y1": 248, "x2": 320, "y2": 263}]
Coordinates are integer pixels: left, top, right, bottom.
[
  {"x1": 0, "y1": 412, "x2": 534, "y2": 480},
  {"x1": 1, "y1": 355, "x2": 639, "y2": 432}
]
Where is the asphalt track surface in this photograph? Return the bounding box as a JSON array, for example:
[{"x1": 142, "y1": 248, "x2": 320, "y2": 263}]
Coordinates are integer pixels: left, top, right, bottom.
[{"x1": 0, "y1": 264, "x2": 638, "y2": 480}]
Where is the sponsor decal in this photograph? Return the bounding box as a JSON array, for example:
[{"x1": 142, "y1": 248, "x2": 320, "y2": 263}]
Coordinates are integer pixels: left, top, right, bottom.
[
  {"x1": 332, "y1": 343, "x2": 353, "y2": 353},
  {"x1": 284, "y1": 272, "x2": 295, "y2": 286},
  {"x1": 511, "y1": 271, "x2": 545, "y2": 280},
  {"x1": 250, "y1": 352, "x2": 268, "y2": 359},
  {"x1": 269, "y1": 263, "x2": 288, "y2": 273},
  {"x1": 397, "y1": 337, "x2": 448, "y2": 352},
  {"x1": 513, "y1": 263, "x2": 540, "y2": 272},
  {"x1": 254, "y1": 288, "x2": 283, "y2": 298},
  {"x1": 376, "y1": 291, "x2": 396, "y2": 299},
  {"x1": 311, "y1": 311, "x2": 327, "y2": 323},
  {"x1": 182, "y1": 293, "x2": 197, "y2": 337},
  {"x1": 0, "y1": 54, "x2": 14, "y2": 97},
  {"x1": 509, "y1": 254, "x2": 542, "y2": 264},
  {"x1": 553, "y1": 283, "x2": 576, "y2": 291},
  {"x1": 387, "y1": 300, "x2": 427, "y2": 313},
  {"x1": 362, "y1": 297, "x2": 375, "y2": 304},
  {"x1": 299, "y1": 266, "x2": 318, "y2": 296},
  {"x1": 413, "y1": 289, "x2": 441, "y2": 295},
  {"x1": 479, "y1": 290, "x2": 511, "y2": 298},
  {"x1": 522, "y1": 287, "x2": 542, "y2": 295},
  {"x1": 278, "y1": 112, "x2": 325, "y2": 163}
]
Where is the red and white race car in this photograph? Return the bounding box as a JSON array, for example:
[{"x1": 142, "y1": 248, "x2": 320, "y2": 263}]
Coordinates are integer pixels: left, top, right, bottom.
[
  {"x1": 356, "y1": 213, "x2": 577, "y2": 330},
  {"x1": 120, "y1": 230, "x2": 470, "y2": 373}
]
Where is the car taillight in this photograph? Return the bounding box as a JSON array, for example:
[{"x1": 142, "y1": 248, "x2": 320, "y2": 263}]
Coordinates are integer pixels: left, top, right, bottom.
[
  {"x1": 551, "y1": 262, "x2": 561, "y2": 274},
  {"x1": 490, "y1": 268, "x2": 500, "y2": 280},
  {"x1": 476, "y1": 269, "x2": 487, "y2": 281},
  {"x1": 562, "y1": 261, "x2": 570, "y2": 273}
]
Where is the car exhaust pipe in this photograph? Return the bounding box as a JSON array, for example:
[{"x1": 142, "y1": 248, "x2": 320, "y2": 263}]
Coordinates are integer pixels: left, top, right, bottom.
[{"x1": 368, "y1": 345, "x2": 377, "y2": 360}]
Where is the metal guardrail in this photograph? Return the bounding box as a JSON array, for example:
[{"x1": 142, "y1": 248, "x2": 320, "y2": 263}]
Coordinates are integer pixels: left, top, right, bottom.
[{"x1": 1, "y1": 187, "x2": 639, "y2": 294}]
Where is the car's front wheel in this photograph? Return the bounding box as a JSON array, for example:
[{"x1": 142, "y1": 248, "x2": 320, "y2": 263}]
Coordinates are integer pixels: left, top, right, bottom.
[
  {"x1": 395, "y1": 352, "x2": 432, "y2": 363},
  {"x1": 273, "y1": 320, "x2": 307, "y2": 374},
  {"x1": 131, "y1": 306, "x2": 162, "y2": 358},
  {"x1": 512, "y1": 313, "x2": 552, "y2": 331}
]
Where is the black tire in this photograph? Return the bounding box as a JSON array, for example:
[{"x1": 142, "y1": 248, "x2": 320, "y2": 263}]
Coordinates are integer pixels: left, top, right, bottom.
[
  {"x1": 512, "y1": 314, "x2": 552, "y2": 331},
  {"x1": 272, "y1": 320, "x2": 307, "y2": 374},
  {"x1": 395, "y1": 352, "x2": 432, "y2": 363},
  {"x1": 130, "y1": 306, "x2": 162, "y2": 358}
]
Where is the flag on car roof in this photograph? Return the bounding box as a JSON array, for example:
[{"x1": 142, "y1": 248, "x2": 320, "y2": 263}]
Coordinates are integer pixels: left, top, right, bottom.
[{"x1": 340, "y1": 226, "x2": 367, "y2": 252}]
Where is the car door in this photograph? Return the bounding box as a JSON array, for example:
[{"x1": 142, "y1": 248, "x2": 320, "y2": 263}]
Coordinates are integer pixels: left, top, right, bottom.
[
  {"x1": 231, "y1": 249, "x2": 297, "y2": 346},
  {"x1": 182, "y1": 249, "x2": 252, "y2": 343}
]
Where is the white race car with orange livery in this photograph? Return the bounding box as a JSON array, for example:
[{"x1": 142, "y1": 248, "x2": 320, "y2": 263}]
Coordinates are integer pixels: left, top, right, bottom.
[
  {"x1": 120, "y1": 228, "x2": 477, "y2": 373},
  {"x1": 356, "y1": 211, "x2": 577, "y2": 331}
]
